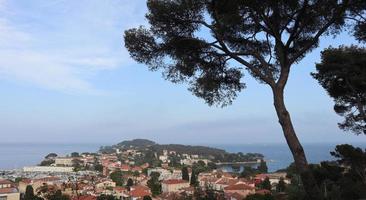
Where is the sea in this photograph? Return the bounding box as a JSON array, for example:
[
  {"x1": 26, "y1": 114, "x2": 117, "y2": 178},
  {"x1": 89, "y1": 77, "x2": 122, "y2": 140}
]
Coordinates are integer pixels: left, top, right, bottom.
[{"x1": 0, "y1": 143, "x2": 365, "y2": 172}]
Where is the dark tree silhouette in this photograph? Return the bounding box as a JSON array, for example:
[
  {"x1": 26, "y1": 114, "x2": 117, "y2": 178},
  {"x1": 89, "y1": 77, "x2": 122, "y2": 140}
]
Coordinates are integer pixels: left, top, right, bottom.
[
  {"x1": 312, "y1": 46, "x2": 366, "y2": 134},
  {"x1": 190, "y1": 170, "x2": 198, "y2": 187},
  {"x1": 181, "y1": 166, "x2": 190, "y2": 181},
  {"x1": 126, "y1": 178, "x2": 134, "y2": 188},
  {"x1": 257, "y1": 160, "x2": 268, "y2": 173},
  {"x1": 24, "y1": 185, "x2": 35, "y2": 200},
  {"x1": 143, "y1": 196, "x2": 152, "y2": 200},
  {"x1": 124, "y1": 0, "x2": 365, "y2": 198},
  {"x1": 260, "y1": 177, "x2": 271, "y2": 190}
]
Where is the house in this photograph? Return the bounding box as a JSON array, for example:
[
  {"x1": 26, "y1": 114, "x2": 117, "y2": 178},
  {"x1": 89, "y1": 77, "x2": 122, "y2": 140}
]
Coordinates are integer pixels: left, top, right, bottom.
[
  {"x1": 113, "y1": 187, "x2": 129, "y2": 199},
  {"x1": 95, "y1": 180, "x2": 116, "y2": 189},
  {"x1": 18, "y1": 177, "x2": 62, "y2": 193},
  {"x1": 55, "y1": 157, "x2": 76, "y2": 166},
  {"x1": 161, "y1": 179, "x2": 190, "y2": 193},
  {"x1": 72, "y1": 195, "x2": 97, "y2": 200},
  {"x1": 0, "y1": 179, "x2": 20, "y2": 200},
  {"x1": 129, "y1": 185, "x2": 151, "y2": 200},
  {"x1": 224, "y1": 183, "x2": 255, "y2": 198}
]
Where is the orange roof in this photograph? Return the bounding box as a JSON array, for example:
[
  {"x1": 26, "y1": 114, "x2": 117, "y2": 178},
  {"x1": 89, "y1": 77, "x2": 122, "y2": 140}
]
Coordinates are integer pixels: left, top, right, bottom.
[
  {"x1": 72, "y1": 195, "x2": 97, "y2": 200},
  {"x1": 162, "y1": 179, "x2": 189, "y2": 185},
  {"x1": 120, "y1": 165, "x2": 130, "y2": 170},
  {"x1": 0, "y1": 187, "x2": 18, "y2": 194},
  {"x1": 224, "y1": 184, "x2": 255, "y2": 191},
  {"x1": 132, "y1": 166, "x2": 142, "y2": 171},
  {"x1": 130, "y1": 188, "x2": 150, "y2": 197},
  {"x1": 0, "y1": 179, "x2": 13, "y2": 185},
  {"x1": 131, "y1": 185, "x2": 150, "y2": 191},
  {"x1": 216, "y1": 178, "x2": 239, "y2": 185},
  {"x1": 113, "y1": 187, "x2": 127, "y2": 192}
]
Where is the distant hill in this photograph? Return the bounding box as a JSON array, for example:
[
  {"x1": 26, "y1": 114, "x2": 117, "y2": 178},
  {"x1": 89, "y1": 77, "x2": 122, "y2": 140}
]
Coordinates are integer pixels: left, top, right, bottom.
[
  {"x1": 99, "y1": 139, "x2": 264, "y2": 162},
  {"x1": 116, "y1": 139, "x2": 156, "y2": 148}
]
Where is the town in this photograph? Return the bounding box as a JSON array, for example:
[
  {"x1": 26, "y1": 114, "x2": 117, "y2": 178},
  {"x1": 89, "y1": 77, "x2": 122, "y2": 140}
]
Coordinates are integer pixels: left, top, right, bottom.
[{"x1": 0, "y1": 139, "x2": 291, "y2": 200}]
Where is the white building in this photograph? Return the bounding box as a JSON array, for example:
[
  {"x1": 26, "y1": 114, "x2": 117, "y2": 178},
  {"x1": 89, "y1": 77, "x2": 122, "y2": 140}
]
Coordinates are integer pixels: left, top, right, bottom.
[
  {"x1": 55, "y1": 157, "x2": 75, "y2": 166},
  {"x1": 162, "y1": 179, "x2": 190, "y2": 193},
  {"x1": 23, "y1": 166, "x2": 74, "y2": 173},
  {"x1": 0, "y1": 179, "x2": 20, "y2": 200}
]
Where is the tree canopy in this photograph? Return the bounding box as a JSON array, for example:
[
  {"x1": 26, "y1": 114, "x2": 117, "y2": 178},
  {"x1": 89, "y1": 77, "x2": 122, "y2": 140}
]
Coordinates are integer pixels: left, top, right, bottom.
[
  {"x1": 124, "y1": 0, "x2": 366, "y2": 198},
  {"x1": 312, "y1": 46, "x2": 366, "y2": 134}
]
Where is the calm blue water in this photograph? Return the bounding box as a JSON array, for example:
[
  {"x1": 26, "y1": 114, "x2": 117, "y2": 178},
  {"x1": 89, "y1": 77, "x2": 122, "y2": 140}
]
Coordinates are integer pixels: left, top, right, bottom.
[
  {"x1": 0, "y1": 143, "x2": 100, "y2": 170},
  {"x1": 0, "y1": 143, "x2": 365, "y2": 172},
  {"x1": 213, "y1": 143, "x2": 366, "y2": 172}
]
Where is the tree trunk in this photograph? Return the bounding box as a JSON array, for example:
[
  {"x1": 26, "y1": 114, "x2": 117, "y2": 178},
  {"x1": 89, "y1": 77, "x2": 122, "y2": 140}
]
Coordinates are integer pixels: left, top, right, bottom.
[{"x1": 272, "y1": 86, "x2": 323, "y2": 200}]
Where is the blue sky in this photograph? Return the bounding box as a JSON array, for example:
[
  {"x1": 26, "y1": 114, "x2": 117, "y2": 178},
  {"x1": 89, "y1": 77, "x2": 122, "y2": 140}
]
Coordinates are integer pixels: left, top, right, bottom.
[{"x1": 0, "y1": 0, "x2": 365, "y2": 145}]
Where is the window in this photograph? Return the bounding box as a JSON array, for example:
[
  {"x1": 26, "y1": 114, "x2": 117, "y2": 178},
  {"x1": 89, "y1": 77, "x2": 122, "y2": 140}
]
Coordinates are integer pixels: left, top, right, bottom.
[{"x1": 0, "y1": 196, "x2": 7, "y2": 200}]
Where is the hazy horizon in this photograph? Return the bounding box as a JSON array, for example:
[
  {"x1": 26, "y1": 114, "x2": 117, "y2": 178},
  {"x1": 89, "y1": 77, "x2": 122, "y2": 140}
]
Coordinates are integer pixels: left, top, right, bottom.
[{"x1": 1, "y1": 0, "x2": 366, "y2": 145}]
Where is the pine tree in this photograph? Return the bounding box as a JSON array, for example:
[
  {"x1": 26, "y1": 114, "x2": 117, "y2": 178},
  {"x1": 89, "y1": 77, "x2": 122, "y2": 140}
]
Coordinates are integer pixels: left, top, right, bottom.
[
  {"x1": 182, "y1": 166, "x2": 190, "y2": 181},
  {"x1": 190, "y1": 170, "x2": 198, "y2": 187},
  {"x1": 24, "y1": 185, "x2": 35, "y2": 200}
]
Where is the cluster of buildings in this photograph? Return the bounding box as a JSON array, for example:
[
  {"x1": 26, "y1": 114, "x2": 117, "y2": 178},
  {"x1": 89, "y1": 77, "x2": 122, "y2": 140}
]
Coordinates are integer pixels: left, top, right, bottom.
[{"x1": 0, "y1": 146, "x2": 290, "y2": 200}]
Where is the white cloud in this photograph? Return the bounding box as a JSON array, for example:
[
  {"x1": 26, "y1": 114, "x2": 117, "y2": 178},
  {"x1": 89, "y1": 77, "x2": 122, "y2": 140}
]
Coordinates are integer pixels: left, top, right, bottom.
[{"x1": 0, "y1": 0, "x2": 146, "y2": 94}]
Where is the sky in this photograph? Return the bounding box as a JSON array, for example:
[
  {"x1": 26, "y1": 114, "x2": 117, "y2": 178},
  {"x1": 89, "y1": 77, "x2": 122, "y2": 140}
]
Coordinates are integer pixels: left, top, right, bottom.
[{"x1": 0, "y1": 0, "x2": 365, "y2": 145}]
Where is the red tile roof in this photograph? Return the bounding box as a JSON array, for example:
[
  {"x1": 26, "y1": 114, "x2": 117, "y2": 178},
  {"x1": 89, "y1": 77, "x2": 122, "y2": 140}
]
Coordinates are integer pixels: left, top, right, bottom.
[
  {"x1": 113, "y1": 187, "x2": 127, "y2": 192},
  {"x1": 72, "y1": 195, "x2": 97, "y2": 200},
  {"x1": 130, "y1": 185, "x2": 150, "y2": 191},
  {"x1": 129, "y1": 188, "x2": 150, "y2": 197},
  {"x1": 162, "y1": 179, "x2": 188, "y2": 185},
  {"x1": 0, "y1": 179, "x2": 12, "y2": 185},
  {"x1": 0, "y1": 187, "x2": 18, "y2": 194},
  {"x1": 224, "y1": 184, "x2": 255, "y2": 191}
]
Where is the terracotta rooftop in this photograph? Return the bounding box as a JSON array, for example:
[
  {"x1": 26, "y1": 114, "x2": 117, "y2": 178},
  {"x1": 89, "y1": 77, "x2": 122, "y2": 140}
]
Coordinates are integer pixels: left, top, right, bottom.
[
  {"x1": 129, "y1": 188, "x2": 150, "y2": 197},
  {"x1": 162, "y1": 179, "x2": 189, "y2": 185},
  {"x1": 0, "y1": 179, "x2": 12, "y2": 185},
  {"x1": 0, "y1": 187, "x2": 18, "y2": 194},
  {"x1": 72, "y1": 195, "x2": 97, "y2": 200},
  {"x1": 224, "y1": 183, "x2": 255, "y2": 191}
]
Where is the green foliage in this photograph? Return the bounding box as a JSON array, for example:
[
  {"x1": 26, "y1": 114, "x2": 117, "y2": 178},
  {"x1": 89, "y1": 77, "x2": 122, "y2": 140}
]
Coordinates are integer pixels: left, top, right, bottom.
[
  {"x1": 133, "y1": 170, "x2": 140, "y2": 177},
  {"x1": 124, "y1": 1, "x2": 365, "y2": 198},
  {"x1": 14, "y1": 177, "x2": 23, "y2": 183},
  {"x1": 206, "y1": 162, "x2": 217, "y2": 171},
  {"x1": 116, "y1": 139, "x2": 156, "y2": 148},
  {"x1": 259, "y1": 178, "x2": 271, "y2": 190},
  {"x1": 109, "y1": 170, "x2": 124, "y2": 186},
  {"x1": 45, "y1": 153, "x2": 57, "y2": 159},
  {"x1": 39, "y1": 159, "x2": 55, "y2": 166},
  {"x1": 126, "y1": 178, "x2": 134, "y2": 188},
  {"x1": 48, "y1": 190, "x2": 69, "y2": 200},
  {"x1": 72, "y1": 159, "x2": 83, "y2": 172},
  {"x1": 182, "y1": 166, "x2": 190, "y2": 181},
  {"x1": 240, "y1": 166, "x2": 258, "y2": 178},
  {"x1": 312, "y1": 46, "x2": 366, "y2": 134},
  {"x1": 193, "y1": 186, "x2": 225, "y2": 200},
  {"x1": 147, "y1": 172, "x2": 161, "y2": 196},
  {"x1": 24, "y1": 185, "x2": 35, "y2": 200},
  {"x1": 94, "y1": 164, "x2": 103, "y2": 172},
  {"x1": 142, "y1": 196, "x2": 152, "y2": 200},
  {"x1": 190, "y1": 170, "x2": 198, "y2": 187},
  {"x1": 276, "y1": 177, "x2": 286, "y2": 193},
  {"x1": 285, "y1": 176, "x2": 306, "y2": 200},
  {"x1": 246, "y1": 194, "x2": 274, "y2": 200},
  {"x1": 257, "y1": 160, "x2": 268, "y2": 173},
  {"x1": 96, "y1": 195, "x2": 118, "y2": 200},
  {"x1": 70, "y1": 152, "x2": 79, "y2": 157}
]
